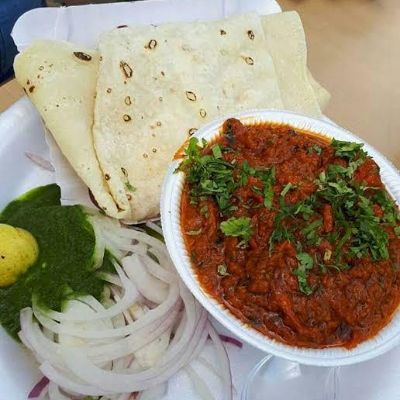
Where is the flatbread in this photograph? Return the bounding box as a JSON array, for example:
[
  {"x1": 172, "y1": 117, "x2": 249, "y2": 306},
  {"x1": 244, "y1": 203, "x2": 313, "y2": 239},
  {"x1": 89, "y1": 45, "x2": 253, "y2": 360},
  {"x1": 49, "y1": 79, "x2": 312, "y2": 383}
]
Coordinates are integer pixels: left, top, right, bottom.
[
  {"x1": 93, "y1": 14, "x2": 283, "y2": 221},
  {"x1": 13, "y1": 40, "x2": 125, "y2": 218},
  {"x1": 14, "y1": 14, "x2": 331, "y2": 223},
  {"x1": 307, "y1": 70, "x2": 331, "y2": 111},
  {"x1": 261, "y1": 12, "x2": 323, "y2": 117}
]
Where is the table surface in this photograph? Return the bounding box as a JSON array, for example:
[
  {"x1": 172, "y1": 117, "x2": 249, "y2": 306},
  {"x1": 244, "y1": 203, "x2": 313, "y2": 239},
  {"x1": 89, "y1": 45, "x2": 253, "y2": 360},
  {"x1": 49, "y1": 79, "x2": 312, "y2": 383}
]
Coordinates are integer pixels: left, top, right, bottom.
[{"x1": 1, "y1": 0, "x2": 399, "y2": 166}]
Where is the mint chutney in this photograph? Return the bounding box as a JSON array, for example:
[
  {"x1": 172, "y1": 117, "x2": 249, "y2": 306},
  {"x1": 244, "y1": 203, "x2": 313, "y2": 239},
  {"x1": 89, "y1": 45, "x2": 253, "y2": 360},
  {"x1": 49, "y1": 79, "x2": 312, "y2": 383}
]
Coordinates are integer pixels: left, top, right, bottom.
[{"x1": 0, "y1": 184, "x2": 113, "y2": 338}]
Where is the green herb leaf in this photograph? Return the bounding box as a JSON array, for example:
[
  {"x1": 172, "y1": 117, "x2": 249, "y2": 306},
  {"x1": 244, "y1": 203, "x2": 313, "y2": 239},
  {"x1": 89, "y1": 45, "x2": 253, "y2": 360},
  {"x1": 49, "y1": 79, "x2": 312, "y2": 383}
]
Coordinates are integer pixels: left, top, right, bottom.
[
  {"x1": 301, "y1": 219, "x2": 322, "y2": 236},
  {"x1": 323, "y1": 249, "x2": 332, "y2": 261},
  {"x1": 294, "y1": 199, "x2": 315, "y2": 220},
  {"x1": 217, "y1": 264, "x2": 230, "y2": 276},
  {"x1": 268, "y1": 201, "x2": 297, "y2": 252},
  {"x1": 220, "y1": 217, "x2": 253, "y2": 242},
  {"x1": 238, "y1": 161, "x2": 256, "y2": 186},
  {"x1": 301, "y1": 219, "x2": 322, "y2": 245},
  {"x1": 281, "y1": 182, "x2": 295, "y2": 197},
  {"x1": 178, "y1": 137, "x2": 236, "y2": 215},
  {"x1": 186, "y1": 228, "x2": 202, "y2": 236},
  {"x1": 200, "y1": 205, "x2": 209, "y2": 218},
  {"x1": 373, "y1": 190, "x2": 400, "y2": 225},
  {"x1": 308, "y1": 144, "x2": 322, "y2": 155},
  {"x1": 212, "y1": 144, "x2": 222, "y2": 159},
  {"x1": 258, "y1": 167, "x2": 275, "y2": 209},
  {"x1": 294, "y1": 252, "x2": 314, "y2": 295},
  {"x1": 395, "y1": 226, "x2": 400, "y2": 237},
  {"x1": 328, "y1": 159, "x2": 364, "y2": 179},
  {"x1": 332, "y1": 139, "x2": 366, "y2": 160}
]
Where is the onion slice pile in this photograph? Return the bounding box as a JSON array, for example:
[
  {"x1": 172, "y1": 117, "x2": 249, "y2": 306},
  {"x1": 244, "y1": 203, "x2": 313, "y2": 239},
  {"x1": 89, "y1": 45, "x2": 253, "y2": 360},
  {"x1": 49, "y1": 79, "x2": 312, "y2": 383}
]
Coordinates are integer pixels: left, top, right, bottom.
[{"x1": 21, "y1": 216, "x2": 233, "y2": 400}]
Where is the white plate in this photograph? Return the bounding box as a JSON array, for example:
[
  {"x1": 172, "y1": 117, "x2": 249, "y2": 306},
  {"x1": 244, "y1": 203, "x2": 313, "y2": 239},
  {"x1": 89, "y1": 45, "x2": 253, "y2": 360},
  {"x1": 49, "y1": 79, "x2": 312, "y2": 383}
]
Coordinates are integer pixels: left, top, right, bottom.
[
  {"x1": 2, "y1": 103, "x2": 400, "y2": 400},
  {"x1": 3, "y1": 0, "x2": 400, "y2": 397},
  {"x1": 160, "y1": 109, "x2": 400, "y2": 367}
]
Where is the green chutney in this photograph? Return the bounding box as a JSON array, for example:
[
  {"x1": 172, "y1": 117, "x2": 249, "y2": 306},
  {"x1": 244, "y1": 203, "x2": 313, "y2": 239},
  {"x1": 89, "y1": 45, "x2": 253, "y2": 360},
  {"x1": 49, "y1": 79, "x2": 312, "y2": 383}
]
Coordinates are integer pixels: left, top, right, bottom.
[{"x1": 0, "y1": 184, "x2": 113, "y2": 338}]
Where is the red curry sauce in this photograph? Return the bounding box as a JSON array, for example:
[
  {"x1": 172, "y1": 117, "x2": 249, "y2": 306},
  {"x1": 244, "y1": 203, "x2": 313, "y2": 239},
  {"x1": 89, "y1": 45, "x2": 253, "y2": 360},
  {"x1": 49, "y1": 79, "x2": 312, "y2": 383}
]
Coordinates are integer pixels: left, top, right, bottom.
[{"x1": 180, "y1": 118, "x2": 400, "y2": 348}]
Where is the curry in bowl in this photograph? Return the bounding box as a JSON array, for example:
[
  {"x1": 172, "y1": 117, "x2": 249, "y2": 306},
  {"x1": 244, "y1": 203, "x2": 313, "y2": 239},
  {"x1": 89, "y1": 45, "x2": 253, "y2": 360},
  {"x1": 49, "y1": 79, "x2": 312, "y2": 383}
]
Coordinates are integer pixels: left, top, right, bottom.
[{"x1": 179, "y1": 118, "x2": 400, "y2": 349}]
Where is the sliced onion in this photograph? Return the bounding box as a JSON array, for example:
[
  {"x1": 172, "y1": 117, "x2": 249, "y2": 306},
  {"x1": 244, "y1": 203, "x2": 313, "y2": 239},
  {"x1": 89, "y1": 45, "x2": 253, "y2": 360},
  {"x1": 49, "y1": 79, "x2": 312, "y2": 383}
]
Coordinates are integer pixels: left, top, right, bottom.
[
  {"x1": 138, "y1": 383, "x2": 166, "y2": 400},
  {"x1": 43, "y1": 263, "x2": 139, "y2": 322},
  {"x1": 123, "y1": 254, "x2": 168, "y2": 304},
  {"x1": 58, "y1": 310, "x2": 207, "y2": 392},
  {"x1": 207, "y1": 323, "x2": 233, "y2": 400},
  {"x1": 87, "y1": 305, "x2": 180, "y2": 363},
  {"x1": 185, "y1": 365, "x2": 215, "y2": 400},
  {"x1": 196, "y1": 356, "x2": 224, "y2": 382},
  {"x1": 218, "y1": 334, "x2": 243, "y2": 349},
  {"x1": 32, "y1": 283, "x2": 180, "y2": 338},
  {"x1": 97, "y1": 272, "x2": 123, "y2": 287},
  {"x1": 48, "y1": 381, "x2": 70, "y2": 400},
  {"x1": 40, "y1": 362, "x2": 114, "y2": 397},
  {"x1": 139, "y1": 255, "x2": 176, "y2": 284},
  {"x1": 116, "y1": 393, "x2": 133, "y2": 400},
  {"x1": 25, "y1": 152, "x2": 55, "y2": 172},
  {"x1": 112, "y1": 227, "x2": 167, "y2": 253},
  {"x1": 88, "y1": 214, "x2": 106, "y2": 270},
  {"x1": 145, "y1": 221, "x2": 163, "y2": 236},
  {"x1": 28, "y1": 376, "x2": 49, "y2": 399},
  {"x1": 19, "y1": 215, "x2": 232, "y2": 400}
]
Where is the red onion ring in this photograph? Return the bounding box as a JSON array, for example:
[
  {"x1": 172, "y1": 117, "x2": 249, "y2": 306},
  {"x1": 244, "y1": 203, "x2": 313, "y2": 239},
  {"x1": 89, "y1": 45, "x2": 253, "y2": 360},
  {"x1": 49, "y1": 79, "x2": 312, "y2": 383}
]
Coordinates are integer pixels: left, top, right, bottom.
[
  {"x1": 25, "y1": 152, "x2": 55, "y2": 172},
  {"x1": 219, "y1": 334, "x2": 243, "y2": 349},
  {"x1": 28, "y1": 376, "x2": 49, "y2": 399}
]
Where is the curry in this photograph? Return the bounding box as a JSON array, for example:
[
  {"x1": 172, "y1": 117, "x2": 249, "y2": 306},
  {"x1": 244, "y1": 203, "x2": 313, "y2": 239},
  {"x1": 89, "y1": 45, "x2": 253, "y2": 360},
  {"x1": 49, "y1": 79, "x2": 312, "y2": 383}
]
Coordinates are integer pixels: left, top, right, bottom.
[{"x1": 179, "y1": 118, "x2": 400, "y2": 348}]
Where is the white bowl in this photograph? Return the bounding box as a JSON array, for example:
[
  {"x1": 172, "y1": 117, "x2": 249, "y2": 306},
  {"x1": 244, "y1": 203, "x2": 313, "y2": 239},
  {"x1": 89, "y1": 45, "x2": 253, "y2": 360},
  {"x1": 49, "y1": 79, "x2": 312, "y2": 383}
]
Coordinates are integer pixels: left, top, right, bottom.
[{"x1": 160, "y1": 109, "x2": 400, "y2": 366}]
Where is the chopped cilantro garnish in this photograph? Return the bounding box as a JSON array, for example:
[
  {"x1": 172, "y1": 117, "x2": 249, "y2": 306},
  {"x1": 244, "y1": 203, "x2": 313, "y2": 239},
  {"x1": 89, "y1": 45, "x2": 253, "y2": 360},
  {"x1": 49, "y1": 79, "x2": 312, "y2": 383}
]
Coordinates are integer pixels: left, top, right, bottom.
[
  {"x1": 212, "y1": 144, "x2": 222, "y2": 159},
  {"x1": 281, "y1": 182, "x2": 295, "y2": 198},
  {"x1": 301, "y1": 219, "x2": 322, "y2": 245},
  {"x1": 328, "y1": 159, "x2": 364, "y2": 179},
  {"x1": 294, "y1": 198, "x2": 315, "y2": 220},
  {"x1": 239, "y1": 162, "x2": 275, "y2": 208},
  {"x1": 336, "y1": 227, "x2": 353, "y2": 252},
  {"x1": 308, "y1": 144, "x2": 322, "y2": 155},
  {"x1": 268, "y1": 201, "x2": 296, "y2": 252},
  {"x1": 186, "y1": 228, "x2": 202, "y2": 236},
  {"x1": 316, "y1": 162, "x2": 391, "y2": 262},
  {"x1": 323, "y1": 249, "x2": 332, "y2": 261},
  {"x1": 373, "y1": 190, "x2": 400, "y2": 225},
  {"x1": 200, "y1": 205, "x2": 209, "y2": 218},
  {"x1": 217, "y1": 264, "x2": 230, "y2": 276},
  {"x1": 331, "y1": 139, "x2": 366, "y2": 160},
  {"x1": 238, "y1": 161, "x2": 256, "y2": 187},
  {"x1": 179, "y1": 138, "x2": 277, "y2": 215},
  {"x1": 177, "y1": 137, "x2": 236, "y2": 214},
  {"x1": 181, "y1": 127, "x2": 399, "y2": 298},
  {"x1": 258, "y1": 167, "x2": 275, "y2": 209},
  {"x1": 294, "y1": 252, "x2": 314, "y2": 295},
  {"x1": 220, "y1": 217, "x2": 253, "y2": 243},
  {"x1": 301, "y1": 219, "x2": 322, "y2": 236}
]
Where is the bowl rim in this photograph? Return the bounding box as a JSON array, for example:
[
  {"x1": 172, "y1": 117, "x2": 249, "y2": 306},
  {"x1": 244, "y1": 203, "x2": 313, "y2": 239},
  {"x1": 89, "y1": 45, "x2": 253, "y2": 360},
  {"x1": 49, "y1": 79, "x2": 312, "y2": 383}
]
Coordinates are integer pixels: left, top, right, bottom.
[{"x1": 160, "y1": 109, "x2": 400, "y2": 366}]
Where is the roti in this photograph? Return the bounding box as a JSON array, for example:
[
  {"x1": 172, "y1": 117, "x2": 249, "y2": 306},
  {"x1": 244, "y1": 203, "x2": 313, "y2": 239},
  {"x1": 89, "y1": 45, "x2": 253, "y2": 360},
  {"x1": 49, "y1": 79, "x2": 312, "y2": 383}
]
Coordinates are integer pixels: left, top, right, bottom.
[
  {"x1": 261, "y1": 12, "x2": 324, "y2": 117},
  {"x1": 93, "y1": 14, "x2": 284, "y2": 221},
  {"x1": 13, "y1": 40, "x2": 125, "y2": 218},
  {"x1": 13, "y1": 13, "x2": 331, "y2": 222}
]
